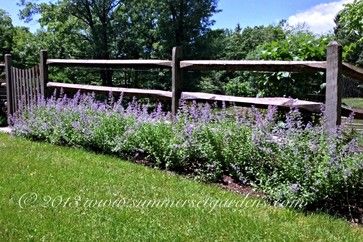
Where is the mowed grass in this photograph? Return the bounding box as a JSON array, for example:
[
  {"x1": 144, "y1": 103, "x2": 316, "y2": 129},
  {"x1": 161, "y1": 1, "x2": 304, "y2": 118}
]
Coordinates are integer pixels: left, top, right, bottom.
[
  {"x1": 343, "y1": 98, "x2": 363, "y2": 109},
  {"x1": 343, "y1": 98, "x2": 363, "y2": 146},
  {"x1": 0, "y1": 134, "x2": 362, "y2": 241}
]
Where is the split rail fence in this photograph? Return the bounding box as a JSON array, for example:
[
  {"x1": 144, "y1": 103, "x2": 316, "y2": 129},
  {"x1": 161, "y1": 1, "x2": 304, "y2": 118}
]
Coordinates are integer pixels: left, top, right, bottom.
[{"x1": 2, "y1": 41, "x2": 363, "y2": 131}]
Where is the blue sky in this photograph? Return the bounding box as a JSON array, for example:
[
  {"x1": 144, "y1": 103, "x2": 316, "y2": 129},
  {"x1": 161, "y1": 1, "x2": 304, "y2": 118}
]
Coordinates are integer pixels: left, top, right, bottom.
[
  {"x1": 214, "y1": 0, "x2": 330, "y2": 28},
  {"x1": 0, "y1": 0, "x2": 353, "y2": 33}
]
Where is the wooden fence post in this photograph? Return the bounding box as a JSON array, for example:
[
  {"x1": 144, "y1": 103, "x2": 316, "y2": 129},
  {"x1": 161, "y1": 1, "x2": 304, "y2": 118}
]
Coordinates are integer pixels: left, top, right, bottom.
[
  {"x1": 39, "y1": 50, "x2": 48, "y2": 97},
  {"x1": 325, "y1": 41, "x2": 343, "y2": 131},
  {"x1": 5, "y1": 54, "x2": 14, "y2": 118},
  {"x1": 172, "y1": 47, "x2": 183, "y2": 116}
]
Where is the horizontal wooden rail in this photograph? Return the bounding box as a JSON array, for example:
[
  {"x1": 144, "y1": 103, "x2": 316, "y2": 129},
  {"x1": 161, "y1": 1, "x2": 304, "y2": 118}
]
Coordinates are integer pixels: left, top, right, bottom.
[
  {"x1": 46, "y1": 81, "x2": 363, "y2": 119},
  {"x1": 0, "y1": 63, "x2": 5, "y2": 67},
  {"x1": 181, "y1": 60, "x2": 363, "y2": 82},
  {"x1": 44, "y1": 58, "x2": 363, "y2": 83},
  {"x1": 342, "y1": 63, "x2": 363, "y2": 83},
  {"x1": 46, "y1": 59, "x2": 172, "y2": 69},
  {"x1": 182, "y1": 92, "x2": 323, "y2": 112},
  {"x1": 47, "y1": 82, "x2": 322, "y2": 112},
  {"x1": 180, "y1": 60, "x2": 327, "y2": 72},
  {"x1": 47, "y1": 82, "x2": 172, "y2": 99}
]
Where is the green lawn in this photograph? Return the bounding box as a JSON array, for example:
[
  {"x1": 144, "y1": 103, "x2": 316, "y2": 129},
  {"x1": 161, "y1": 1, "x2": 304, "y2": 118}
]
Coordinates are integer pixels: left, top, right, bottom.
[
  {"x1": 0, "y1": 134, "x2": 362, "y2": 241},
  {"x1": 343, "y1": 98, "x2": 363, "y2": 109},
  {"x1": 342, "y1": 98, "x2": 363, "y2": 146}
]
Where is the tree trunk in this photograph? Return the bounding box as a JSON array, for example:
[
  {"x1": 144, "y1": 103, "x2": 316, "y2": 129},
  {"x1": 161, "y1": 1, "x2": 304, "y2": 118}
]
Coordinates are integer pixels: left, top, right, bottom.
[
  {"x1": 100, "y1": 16, "x2": 113, "y2": 86},
  {"x1": 100, "y1": 69, "x2": 113, "y2": 86}
]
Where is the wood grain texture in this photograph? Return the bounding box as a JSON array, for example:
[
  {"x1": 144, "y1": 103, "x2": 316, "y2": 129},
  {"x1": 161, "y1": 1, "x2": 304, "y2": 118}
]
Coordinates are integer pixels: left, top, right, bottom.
[
  {"x1": 182, "y1": 92, "x2": 322, "y2": 112},
  {"x1": 325, "y1": 41, "x2": 343, "y2": 129},
  {"x1": 40, "y1": 50, "x2": 48, "y2": 97},
  {"x1": 43, "y1": 81, "x2": 363, "y2": 119},
  {"x1": 46, "y1": 59, "x2": 172, "y2": 69},
  {"x1": 47, "y1": 82, "x2": 173, "y2": 99},
  {"x1": 342, "y1": 63, "x2": 363, "y2": 83},
  {"x1": 46, "y1": 82, "x2": 324, "y2": 112},
  {"x1": 180, "y1": 60, "x2": 327, "y2": 72}
]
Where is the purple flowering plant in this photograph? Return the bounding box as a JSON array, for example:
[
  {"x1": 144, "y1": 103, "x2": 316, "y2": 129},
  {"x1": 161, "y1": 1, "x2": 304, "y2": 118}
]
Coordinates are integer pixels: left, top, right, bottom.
[{"x1": 10, "y1": 91, "x2": 363, "y2": 217}]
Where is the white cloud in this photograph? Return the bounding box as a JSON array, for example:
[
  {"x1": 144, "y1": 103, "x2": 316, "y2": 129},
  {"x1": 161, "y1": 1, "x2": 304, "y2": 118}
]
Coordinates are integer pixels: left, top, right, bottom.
[{"x1": 287, "y1": 0, "x2": 354, "y2": 34}]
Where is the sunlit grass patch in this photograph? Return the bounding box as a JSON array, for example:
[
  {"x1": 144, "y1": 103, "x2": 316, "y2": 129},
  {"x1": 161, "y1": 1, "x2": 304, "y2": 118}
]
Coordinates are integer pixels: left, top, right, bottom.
[{"x1": 0, "y1": 133, "x2": 362, "y2": 241}]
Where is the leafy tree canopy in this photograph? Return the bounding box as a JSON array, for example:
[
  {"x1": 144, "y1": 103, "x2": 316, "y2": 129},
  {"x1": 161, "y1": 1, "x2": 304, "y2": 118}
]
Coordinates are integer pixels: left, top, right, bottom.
[
  {"x1": 335, "y1": 0, "x2": 363, "y2": 65},
  {"x1": 0, "y1": 9, "x2": 14, "y2": 61}
]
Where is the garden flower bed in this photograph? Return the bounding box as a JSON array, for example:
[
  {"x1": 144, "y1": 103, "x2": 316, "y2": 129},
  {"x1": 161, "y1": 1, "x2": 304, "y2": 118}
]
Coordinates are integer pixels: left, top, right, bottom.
[{"x1": 10, "y1": 92, "x2": 363, "y2": 223}]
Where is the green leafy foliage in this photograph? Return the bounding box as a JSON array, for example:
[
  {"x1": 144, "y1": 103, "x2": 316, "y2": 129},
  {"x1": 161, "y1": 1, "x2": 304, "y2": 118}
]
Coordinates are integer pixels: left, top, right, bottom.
[
  {"x1": 18, "y1": 0, "x2": 219, "y2": 87},
  {"x1": 248, "y1": 31, "x2": 332, "y2": 98},
  {"x1": 2, "y1": 1, "x2": 361, "y2": 100},
  {"x1": 0, "y1": 9, "x2": 13, "y2": 61},
  {"x1": 199, "y1": 24, "x2": 287, "y2": 96},
  {"x1": 335, "y1": 0, "x2": 363, "y2": 65}
]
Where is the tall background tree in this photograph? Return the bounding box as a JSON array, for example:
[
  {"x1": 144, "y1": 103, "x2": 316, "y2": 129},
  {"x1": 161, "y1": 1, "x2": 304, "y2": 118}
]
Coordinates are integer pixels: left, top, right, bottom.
[
  {"x1": 0, "y1": 10, "x2": 14, "y2": 61},
  {"x1": 20, "y1": 0, "x2": 122, "y2": 85},
  {"x1": 335, "y1": 0, "x2": 363, "y2": 66},
  {"x1": 19, "y1": 0, "x2": 220, "y2": 87},
  {"x1": 335, "y1": 0, "x2": 363, "y2": 97},
  {"x1": 153, "y1": 0, "x2": 219, "y2": 59},
  {"x1": 8, "y1": 0, "x2": 360, "y2": 99}
]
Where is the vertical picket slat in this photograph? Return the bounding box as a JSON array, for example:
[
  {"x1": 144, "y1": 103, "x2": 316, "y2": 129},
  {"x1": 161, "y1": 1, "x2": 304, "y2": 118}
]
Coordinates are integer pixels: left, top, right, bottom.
[
  {"x1": 26, "y1": 68, "x2": 31, "y2": 107},
  {"x1": 33, "y1": 66, "x2": 38, "y2": 104},
  {"x1": 28, "y1": 67, "x2": 32, "y2": 105},
  {"x1": 15, "y1": 68, "x2": 19, "y2": 110},
  {"x1": 24, "y1": 69, "x2": 28, "y2": 106},
  {"x1": 18, "y1": 68, "x2": 21, "y2": 108},
  {"x1": 13, "y1": 68, "x2": 16, "y2": 111},
  {"x1": 11, "y1": 68, "x2": 18, "y2": 112},
  {"x1": 15, "y1": 68, "x2": 19, "y2": 111},
  {"x1": 11, "y1": 68, "x2": 16, "y2": 111},
  {"x1": 23, "y1": 69, "x2": 27, "y2": 106},
  {"x1": 24, "y1": 68, "x2": 28, "y2": 107},
  {"x1": 16, "y1": 68, "x2": 20, "y2": 110},
  {"x1": 14, "y1": 68, "x2": 19, "y2": 111},
  {"x1": 30, "y1": 67, "x2": 35, "y2": 104},
  {"x1": 21, "y1": 69, "x2": 25, "y2": 109},
  {"x1": 34, "y1": 66, "x2": 38, "y2": 102},
  {"x1": 36, "y1": 65, "x2": 41, "y2": 98}
]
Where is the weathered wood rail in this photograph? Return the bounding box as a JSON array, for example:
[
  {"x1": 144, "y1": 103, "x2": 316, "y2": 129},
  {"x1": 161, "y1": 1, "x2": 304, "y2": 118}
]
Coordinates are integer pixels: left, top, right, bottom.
[
  {"x1": 3, "y1": 42, "x2": 363, "y2": 128},
  {"x1": 180, "y1": 60, "x2": 327, "y2": 72},
  {"x1": 47, "y1": 82, "x2": 173, "y2": 100},
  {"x1": 47, "y1": 82, "x2": 323, "y2": 112},
  {"x1": 46, "y1": 81, "x2": 363, "y2": 119},
  {"x1": 46, "y1": 59, "x2": 172, "y2": 69}
]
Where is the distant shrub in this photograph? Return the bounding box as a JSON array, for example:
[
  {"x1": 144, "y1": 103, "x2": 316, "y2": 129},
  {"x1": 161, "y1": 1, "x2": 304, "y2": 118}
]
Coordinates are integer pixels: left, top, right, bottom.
[{"x1": 10, "y1": 92, "x2": 363, "y2": 219}]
